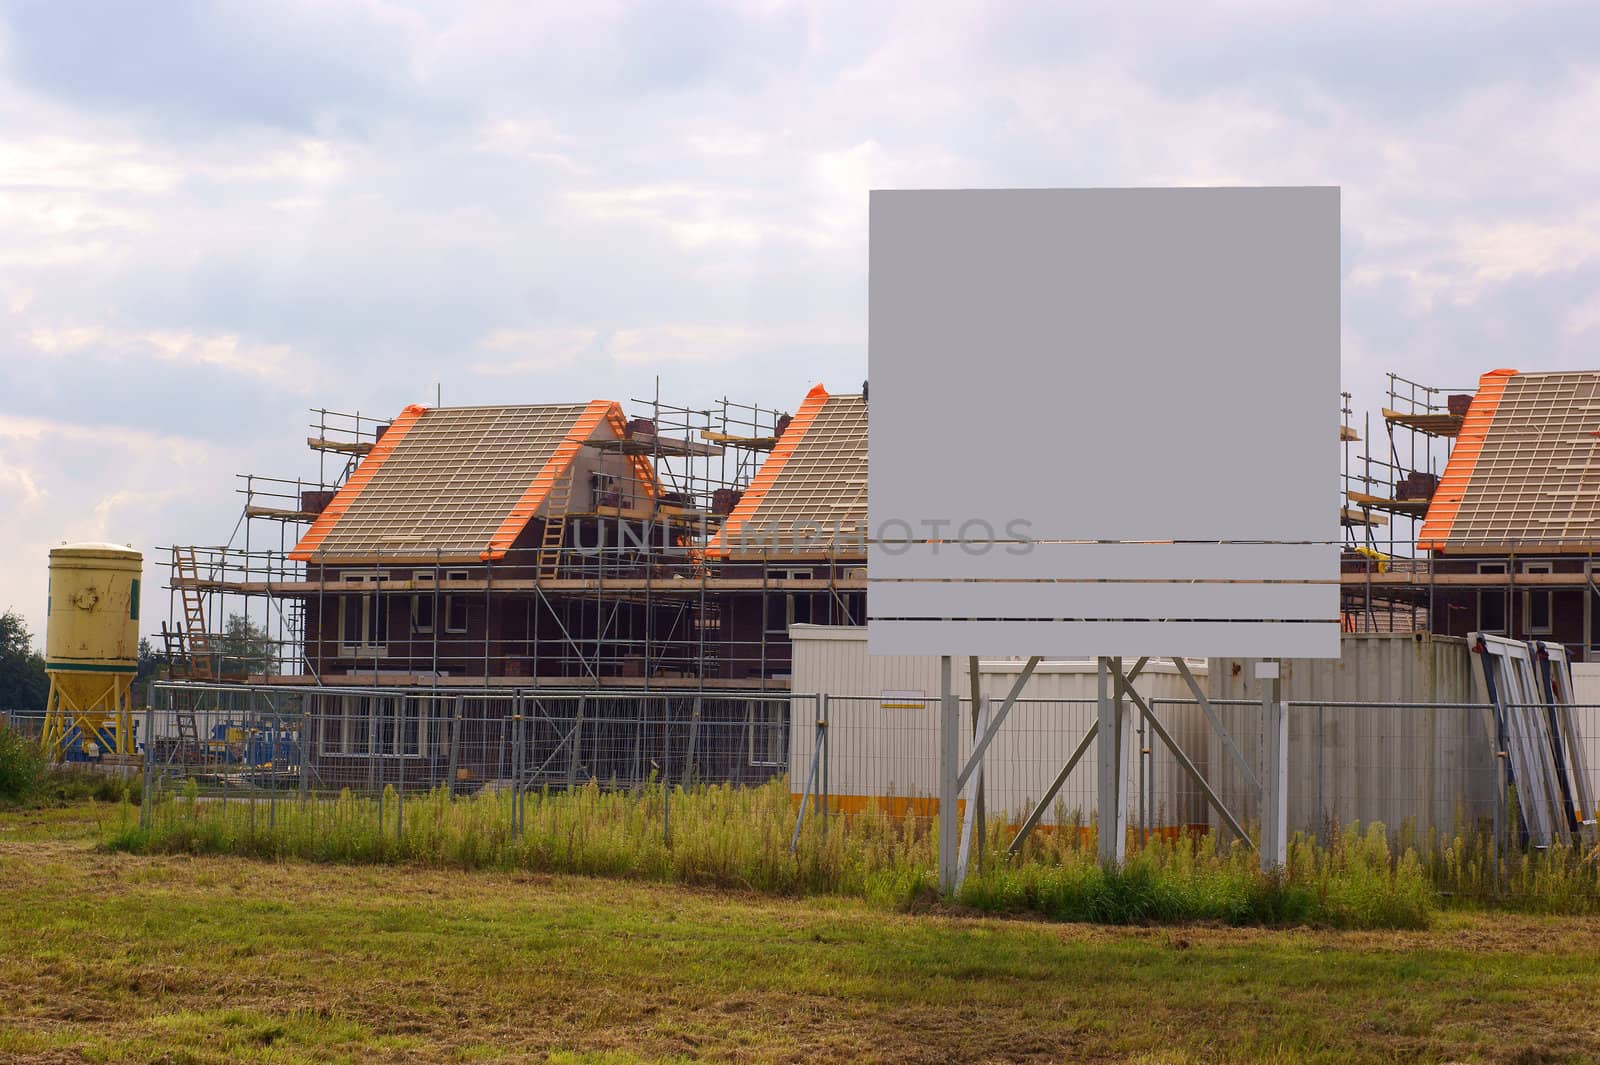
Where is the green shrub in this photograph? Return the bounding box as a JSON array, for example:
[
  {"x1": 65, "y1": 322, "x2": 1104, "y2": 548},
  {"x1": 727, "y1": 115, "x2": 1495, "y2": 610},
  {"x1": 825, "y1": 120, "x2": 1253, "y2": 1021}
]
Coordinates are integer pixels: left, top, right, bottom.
[
  {"x1": 0, "y1": 724, "x2": 46, "y2": 804},
  {"x1": 0, "y1": 724, "x2": 144, "y2": 809},
  {"x1": 37, "y1": 768, "x2": 142, "y2": 806}
]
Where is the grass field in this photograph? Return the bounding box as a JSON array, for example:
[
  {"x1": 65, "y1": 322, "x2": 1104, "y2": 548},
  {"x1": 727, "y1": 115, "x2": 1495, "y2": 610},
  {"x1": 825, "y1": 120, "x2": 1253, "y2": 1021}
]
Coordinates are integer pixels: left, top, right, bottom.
[{"x1": 3, "y1": 802, "x2": 1599, "y2": 1064}]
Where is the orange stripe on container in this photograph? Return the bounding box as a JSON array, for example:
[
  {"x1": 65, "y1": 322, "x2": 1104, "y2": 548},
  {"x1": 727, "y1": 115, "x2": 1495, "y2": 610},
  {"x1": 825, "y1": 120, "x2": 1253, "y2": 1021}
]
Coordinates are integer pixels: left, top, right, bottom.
[
  {"x1": 1417, "y1": 369, "x2": 1517, "y2": 552},
  {"x1": 479, "y1": 400, "x2": 614, "y2": 561},
  {"x1": 289, "y1": 405, "x2": 429, "y2": 561},
  {"x1": 707, "y1": 383, "x2": 830, "y2": 557}
]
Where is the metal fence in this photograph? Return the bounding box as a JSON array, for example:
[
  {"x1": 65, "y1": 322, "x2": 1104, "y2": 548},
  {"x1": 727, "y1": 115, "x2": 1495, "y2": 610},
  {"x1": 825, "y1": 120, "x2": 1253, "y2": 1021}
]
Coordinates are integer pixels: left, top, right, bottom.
[
  {"x1": 140, "y1": 682, "x2": 798, "y2": 800},
  {"x1": 12, "y1": 682, "x2": 1597, "y2": 858},
  {"x1": 799, "y1": 694, "x2": 1599, "y2": 854}
]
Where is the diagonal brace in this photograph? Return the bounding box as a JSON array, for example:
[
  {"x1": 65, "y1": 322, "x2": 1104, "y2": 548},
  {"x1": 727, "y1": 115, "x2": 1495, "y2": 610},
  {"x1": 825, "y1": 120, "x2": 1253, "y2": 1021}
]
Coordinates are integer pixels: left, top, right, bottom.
[
  {"x1": 1119, "y1": 682, "x2": 1254, "y2": 850},
  {"x1": 1007, "y1": 720, "x2": 1099, "y2": 858},
  {"x1": 956, "y1": 655, "x2": 1041, "y2": 790},
  {"x1": 1174, "y1": 658, "x2": 1261, "y2": 796}
]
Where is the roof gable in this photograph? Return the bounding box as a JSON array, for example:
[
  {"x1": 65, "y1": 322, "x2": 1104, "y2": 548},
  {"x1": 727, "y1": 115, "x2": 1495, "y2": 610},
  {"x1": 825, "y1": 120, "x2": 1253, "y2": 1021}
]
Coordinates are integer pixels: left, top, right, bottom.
[
  {"x1": 708, "y1": 384, "x2": 868, "y2": 559},
  {"x1": 289, "y1": 400, "x2": 656, "y2": 562},
  {"x1": 1419, "y1": 369, "x2": 1600, "y2": 552}
]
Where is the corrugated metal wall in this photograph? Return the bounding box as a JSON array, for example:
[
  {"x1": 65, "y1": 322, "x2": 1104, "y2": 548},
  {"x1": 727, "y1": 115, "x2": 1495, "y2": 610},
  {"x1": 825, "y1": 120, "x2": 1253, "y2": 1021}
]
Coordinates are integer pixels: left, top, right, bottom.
[
  {"x1": 1207, "y1": 633, "x2": 1473, "y2": 704},
  {"x1": 790, "y1": 625, "x2": 1211, "y2": 826},
  {"x1": 1203, "y1": 634, "x2": 1492, "y2": 839}
]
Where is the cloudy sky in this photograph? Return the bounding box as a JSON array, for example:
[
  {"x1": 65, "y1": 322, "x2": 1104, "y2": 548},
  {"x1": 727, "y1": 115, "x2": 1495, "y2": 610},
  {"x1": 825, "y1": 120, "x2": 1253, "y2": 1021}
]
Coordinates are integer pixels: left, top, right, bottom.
[{"x1": 2, "y1": 1, "x2": 1599, "y2": 646}]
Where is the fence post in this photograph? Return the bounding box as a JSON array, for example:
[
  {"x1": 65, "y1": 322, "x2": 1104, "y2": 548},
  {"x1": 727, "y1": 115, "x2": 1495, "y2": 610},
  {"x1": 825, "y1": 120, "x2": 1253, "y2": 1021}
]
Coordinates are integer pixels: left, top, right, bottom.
[
  {"x1": 939, "y1": 656, "x2": 959, "y2": 890},
  {"x1": 820, "y1": 694, "x2": 830, "y2": 832},
  {"x1": 395, "y1": 697, "x2": 404, "y2": 847},
  {"x1": 1494, "y1": 745, "x2": 1508, "y2": 894},
  {"x1": 141, "y1": 698, "x2": 155, "y2": 830},
  {"x1": 682, "y1": 696, "x2": 701, "y2": 788},
  {"x1": 1095, "y1": 657, "x2": 1122, "y2": 867},
  {"x1": 447, "y1": 696, "x2": 463, "y2": 799},
  {"x1": 517, "y1": 698, "x2": 526, "y2": 836},
  {"x1": 511, "y1": 701, "x2": 524, "y2": 840},
  {"x1": 662, "y1": 697, "x2": 672, "y2": 848},
  {"x1": 375, "y1": 709, "x2": 384, "y2": 841},
  {"x1": 788, "y1": 714, "x2": 826, "y2": 855},
  {"x1": 299, "y1": 706, "x2": 311, "y2": 803},
  {"x1": 1316, "y1": 703, "x2": 1325, "y2": 848},
  {"x1": 267, "y1": 698, "x2": 277, "y2": 834},
  {"x1": 566, "y1": 697, "x2": 585, "y2": 786},
  {"x1": 247, "y1": 721, "x2": 258, "y2": 837},
  {"x1": 1259, "y1": 663, "x2": 1286, "y2": 872},
  {"x1": 1136, "y1": 713, "x2": 1147, "y2": 847}
]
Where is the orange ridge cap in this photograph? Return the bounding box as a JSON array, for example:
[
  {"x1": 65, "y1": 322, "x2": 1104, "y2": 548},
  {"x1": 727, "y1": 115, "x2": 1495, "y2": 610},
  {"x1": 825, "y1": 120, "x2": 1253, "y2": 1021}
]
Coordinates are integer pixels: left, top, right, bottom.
[
  {"x1": 1417, "y1": 369, "x2": 1518, "y2": 551},
  {"x1": 603, "y1": 404, "x2": 663, "y2": 500},
  {"x1": 707, "y1": 384, "x2": 831, "y2": 558},
  {"x1": 480, "y1": 401, "x2": 616, "y2": 562},
  {"x1": 289, "y1": 404, "x2": 430, "y2": 561}
]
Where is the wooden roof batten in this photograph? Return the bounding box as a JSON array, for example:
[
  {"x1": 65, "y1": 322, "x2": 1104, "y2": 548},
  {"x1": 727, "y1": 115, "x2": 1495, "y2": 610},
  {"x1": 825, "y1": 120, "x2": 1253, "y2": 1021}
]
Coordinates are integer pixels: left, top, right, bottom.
[
  {"x1": 287, "y1": 401, "x2": 661, "y2": 564},
  {"x1": 1420, "y1": 369, "x2": 1600, "y2": 554},
  {"x1": 707, "y1": 384, "x2": 868, "y2": 560}
]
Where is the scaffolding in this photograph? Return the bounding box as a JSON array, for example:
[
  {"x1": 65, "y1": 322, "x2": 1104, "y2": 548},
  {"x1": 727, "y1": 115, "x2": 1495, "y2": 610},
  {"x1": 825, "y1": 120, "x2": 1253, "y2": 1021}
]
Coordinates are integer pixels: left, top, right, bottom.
[
  {"x1": 1340, "y1": 373, "x2": 1477, "y2": 633},
  {"x1": 161, "y1": 409, "x2": 388, "y2": 682},
  {"x1": 160, "y1": 371, "x2": 1600, "y2": 678},
  {"x1": 161, "y1": 391, "x2": 868, "y2": 691},
  {"x1": 1334, "y1": 371, "x2": 1600, "y2": 660}
]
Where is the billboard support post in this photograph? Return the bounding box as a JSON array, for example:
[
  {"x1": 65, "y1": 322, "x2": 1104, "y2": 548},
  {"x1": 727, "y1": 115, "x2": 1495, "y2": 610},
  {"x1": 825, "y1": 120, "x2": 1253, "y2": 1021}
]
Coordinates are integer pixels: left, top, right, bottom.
[{"x1": 938, "y1": 655, "x2": 959, "y2": 892}]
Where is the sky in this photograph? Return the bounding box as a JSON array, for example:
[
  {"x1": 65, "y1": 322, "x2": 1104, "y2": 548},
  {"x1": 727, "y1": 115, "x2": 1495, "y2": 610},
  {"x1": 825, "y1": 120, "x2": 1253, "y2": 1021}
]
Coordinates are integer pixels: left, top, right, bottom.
[{"x1": 2, "y1": 0, "x2": 1600, "y2": 648}]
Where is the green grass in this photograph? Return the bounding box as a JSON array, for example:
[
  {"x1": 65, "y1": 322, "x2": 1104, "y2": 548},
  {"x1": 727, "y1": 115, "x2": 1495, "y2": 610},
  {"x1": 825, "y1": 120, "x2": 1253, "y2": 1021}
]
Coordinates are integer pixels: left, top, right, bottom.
[
  {"x1": 104, "y1": 778, "x2": 1598, "y2": 929},
  {"x1": 3, "y1": 806, "x2": 1600, "y2": 1063}
]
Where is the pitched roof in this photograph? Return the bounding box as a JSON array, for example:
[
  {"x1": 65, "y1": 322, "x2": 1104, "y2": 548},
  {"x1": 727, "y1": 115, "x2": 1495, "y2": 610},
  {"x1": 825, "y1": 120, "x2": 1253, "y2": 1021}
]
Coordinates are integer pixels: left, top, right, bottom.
[
  {"x1": 290, "y1": 401, "x2": 652, "y2": 563},
  {"x1": 1419, "y1": 369, "x2": 1600, "y2": 552},
  {"x1": 708, "y1": 384, "x2": 867, "y2": 559}
]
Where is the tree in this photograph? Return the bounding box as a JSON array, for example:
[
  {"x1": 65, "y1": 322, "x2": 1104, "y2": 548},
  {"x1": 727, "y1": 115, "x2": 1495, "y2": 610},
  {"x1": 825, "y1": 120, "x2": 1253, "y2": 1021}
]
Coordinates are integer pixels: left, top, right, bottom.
[
  {"x1": 135, "y1": 638, "x2": 164, "y2": 706},
  {"x1": 0, "y1": 610, "x2": 48, "y2": 712},
  {"x1": 217, "y1": 614, "x2": 276, "y2": 677}
]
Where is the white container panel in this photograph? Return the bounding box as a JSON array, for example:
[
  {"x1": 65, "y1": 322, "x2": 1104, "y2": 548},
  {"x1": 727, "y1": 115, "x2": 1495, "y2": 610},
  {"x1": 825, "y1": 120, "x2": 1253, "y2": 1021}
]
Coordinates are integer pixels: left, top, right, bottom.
[{"x1": 791, "y1": 625, "x2": 1209, "y2": 827}]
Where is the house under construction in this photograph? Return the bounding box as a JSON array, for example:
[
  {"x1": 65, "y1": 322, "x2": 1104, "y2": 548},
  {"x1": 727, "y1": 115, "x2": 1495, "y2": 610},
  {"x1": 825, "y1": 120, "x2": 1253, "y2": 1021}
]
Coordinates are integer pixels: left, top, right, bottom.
[
  {"x1": 1341, "y1": 369, "x2": 1600, "y2": 657},
  {"x1": 164, "y1": 385, "x2": 868, "y2": 694},
  {"x1": 162, "y1": 367, "x2": 1600, "y2": 703}
]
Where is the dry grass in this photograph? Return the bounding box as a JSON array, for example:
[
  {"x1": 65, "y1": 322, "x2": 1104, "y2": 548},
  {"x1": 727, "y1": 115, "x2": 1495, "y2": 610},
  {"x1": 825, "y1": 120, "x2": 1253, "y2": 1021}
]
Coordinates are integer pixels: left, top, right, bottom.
[
  {"x1": 110, "y1": 782, "x2": 1462, "y2": 928},
  {"x1": 2, "y1": 804, "x2": 1599, "y2": 1063}
]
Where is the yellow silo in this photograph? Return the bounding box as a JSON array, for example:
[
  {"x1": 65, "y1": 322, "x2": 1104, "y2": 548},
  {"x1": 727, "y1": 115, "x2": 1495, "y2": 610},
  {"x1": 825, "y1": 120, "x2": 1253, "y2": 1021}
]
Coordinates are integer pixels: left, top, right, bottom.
[{"x1": 42, "y1": 542, "x2": 143, "y2": 760}]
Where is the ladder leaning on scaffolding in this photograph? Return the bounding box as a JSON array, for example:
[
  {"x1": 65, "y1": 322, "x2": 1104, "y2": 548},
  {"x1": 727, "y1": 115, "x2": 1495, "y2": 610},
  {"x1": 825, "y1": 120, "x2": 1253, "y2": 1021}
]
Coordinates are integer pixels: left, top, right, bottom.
[
  {"x1": 537, "y1": 465, "x2": 576, "y2": 580},
  {"x1": 170, "y1": 547, "x2": 214, "y2": 680}
]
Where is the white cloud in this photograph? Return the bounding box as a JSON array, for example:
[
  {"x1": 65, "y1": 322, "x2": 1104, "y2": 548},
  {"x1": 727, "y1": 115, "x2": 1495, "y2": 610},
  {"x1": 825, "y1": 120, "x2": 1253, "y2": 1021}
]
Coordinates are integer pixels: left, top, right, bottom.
[
  {"x1": 610, "y1": 324, "x2": 769, "y2": 364},
  {"x1": 24, "y1": 325, "x2": 301, "y2": 381},
  {"x1": 0, "y1": 136, "x2": 181, "y2": 193},
  {"x1": 468, "y1": 327, "x2": 600, "y2": 373},
  {"x1": 473, "y1": 119, "x2": 589, "y2": 174},
  {"x1": 0, "y1": 280, "x2": 34, "y2": 314},
  {"x1": 1564, "y1": 289, "x2": 1600, "y2": 339},
  {"x1": 1454, "y1": 215, "x2": 1600, "y2": 284},
  {"x1": 564, "y1": 184, "x2": 786, "y2": 247},
  {"x1": 201, "y1": 139, "x2": 347, "y2": 185},
  {"x1": 685, "y1": 128, "x2": 771, "y2": 157},
  {"x1": 0, "y1": 458, "x2": 42, "y2": 504},
  {"x1": 0, "y1": 411, "x2": 203, "y2": 455}
]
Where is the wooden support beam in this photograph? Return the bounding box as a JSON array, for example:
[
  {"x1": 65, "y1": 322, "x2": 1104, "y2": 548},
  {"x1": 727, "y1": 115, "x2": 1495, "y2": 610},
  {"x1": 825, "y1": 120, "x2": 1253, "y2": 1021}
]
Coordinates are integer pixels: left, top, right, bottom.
[{"x1": 306, "y1": 437, "x2": 373, "y2": 455}]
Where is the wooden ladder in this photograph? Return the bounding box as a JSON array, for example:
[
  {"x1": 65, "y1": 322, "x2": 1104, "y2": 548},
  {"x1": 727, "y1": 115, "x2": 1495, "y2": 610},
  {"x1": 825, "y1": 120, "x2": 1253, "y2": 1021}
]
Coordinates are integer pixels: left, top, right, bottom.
[
  {"x1": 174, "y1": 711, "x2": 201, "y2": 764},
  {"x1": 537, "y1": 466, "x2": 576, "y2": 580},
  {"x1": 171, "y1": 547, "x2": 214, "y2": 680}
]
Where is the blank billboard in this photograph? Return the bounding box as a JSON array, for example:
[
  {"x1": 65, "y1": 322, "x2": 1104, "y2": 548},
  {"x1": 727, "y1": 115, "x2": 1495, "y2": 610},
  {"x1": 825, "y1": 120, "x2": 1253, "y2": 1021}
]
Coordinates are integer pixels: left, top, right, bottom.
[{"x1": 867, "y1": 187, "x2": 1340, "y2": 658}]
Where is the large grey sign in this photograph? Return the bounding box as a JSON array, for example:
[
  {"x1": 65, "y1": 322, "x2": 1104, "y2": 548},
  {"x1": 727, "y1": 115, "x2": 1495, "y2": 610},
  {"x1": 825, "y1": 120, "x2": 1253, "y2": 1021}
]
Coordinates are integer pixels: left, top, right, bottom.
[{"x1": 867, "y1": 187, "x2": 1340, "y2": 657}]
